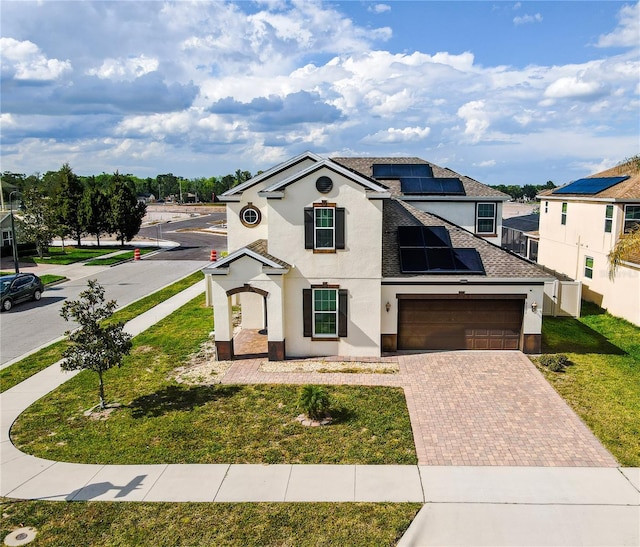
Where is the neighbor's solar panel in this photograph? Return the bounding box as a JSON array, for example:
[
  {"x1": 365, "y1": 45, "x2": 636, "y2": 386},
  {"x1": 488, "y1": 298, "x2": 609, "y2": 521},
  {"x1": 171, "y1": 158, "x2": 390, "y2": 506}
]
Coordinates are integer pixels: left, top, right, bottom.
[
  {"x1": 552, "y1": 176, "x2": 629, "y2": 195},
  {"x1": 397, "y1": 226, "x2": 452, "y2": 248}
]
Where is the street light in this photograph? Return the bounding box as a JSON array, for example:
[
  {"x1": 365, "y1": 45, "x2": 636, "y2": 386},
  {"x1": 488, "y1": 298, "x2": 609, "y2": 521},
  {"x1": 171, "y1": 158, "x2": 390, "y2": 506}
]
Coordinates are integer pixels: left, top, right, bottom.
[{"x1": 9, "y1": 191, "x2": 20, "y2": 274}]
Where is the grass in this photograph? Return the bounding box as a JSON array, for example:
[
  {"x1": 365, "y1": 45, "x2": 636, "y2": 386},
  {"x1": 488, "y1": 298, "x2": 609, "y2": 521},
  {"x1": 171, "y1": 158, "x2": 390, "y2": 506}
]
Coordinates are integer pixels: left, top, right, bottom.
[
  {"x1": 11, "y1": 295, "x2": 417, "y2": 465},
  {"x1": 1, "y1": 499, "x2": 421, "y2": 547},
  {"x1": 85, "y1": 248, "x2": 155, "y2": 266},
  {"x1": 0, "y1": 271, "x2": 204, "y2": 393},
  {"x1": 538, "y1": 301, "x2": 640, "y2": 466},
  {"x1": 30, "y1": 246, "x2": 122, "y2": 265}
]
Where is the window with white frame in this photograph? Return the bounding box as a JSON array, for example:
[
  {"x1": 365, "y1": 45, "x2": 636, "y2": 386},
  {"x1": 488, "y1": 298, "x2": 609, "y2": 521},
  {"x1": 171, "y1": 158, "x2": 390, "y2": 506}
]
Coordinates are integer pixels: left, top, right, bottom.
[
  {"x1": 624, "y1": 205, "x2": 640, "y2": 233},
  {"x1": 2, "y1": 230, "x2": 13, "y2": 246},
  {"x1": 561, "y1": 202, "x2": 567, "y2": 225},
  {"x1": 314, "y1": 206, "x2": 335, "y2": 249},
  {"x1": 313, "y1": 288, "x2": 338, "y2": 337},
  {"x1": 584, "y1": 256, "x2": 594, "y2": 279},
  {"x1": 476, "y1": 203, "x2": 496, "y2": 234},
  {"x1": 604, "y1": 205, "x2": 613, "y2": 233}
]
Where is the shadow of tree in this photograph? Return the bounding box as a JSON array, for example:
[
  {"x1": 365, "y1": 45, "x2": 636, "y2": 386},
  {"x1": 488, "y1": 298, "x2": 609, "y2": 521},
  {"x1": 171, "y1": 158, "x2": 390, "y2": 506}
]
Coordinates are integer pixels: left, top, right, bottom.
[
  {"x1": 542, "y1": 316, "x2": 626, "y2": 355},
  {"x1": 328, "y1": 405, "x2": 356, "y2": 425},
  {"x1": 129, "y1": 384, "x2": 241, "y2": 418}
]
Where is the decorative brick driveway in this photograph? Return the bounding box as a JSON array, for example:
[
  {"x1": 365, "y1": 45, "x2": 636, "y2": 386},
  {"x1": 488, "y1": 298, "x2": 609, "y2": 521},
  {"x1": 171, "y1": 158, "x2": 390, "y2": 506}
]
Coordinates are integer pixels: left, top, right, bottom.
[{"x1": 221, "y1": 344, "x2": 617, "y2": 467}]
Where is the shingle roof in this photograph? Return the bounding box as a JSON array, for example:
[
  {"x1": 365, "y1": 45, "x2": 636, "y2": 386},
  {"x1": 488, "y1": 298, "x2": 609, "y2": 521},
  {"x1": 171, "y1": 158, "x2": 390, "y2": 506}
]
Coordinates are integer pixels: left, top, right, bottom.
[
  {"x1": 502, "y1": 214, "x2": 540, "y2": 233},
  {"x1": 540, "y1": 160, "x2": 640, "y2": 200},
  {"x1": 245, "y1": 239, "x2": 291, "y2": 268},
  {"x1": 331, "y1": 156, "x2": 509, "y2": 199},
  {"x1": 382, "y1": 199, "x2": 551, "y2": 279}
]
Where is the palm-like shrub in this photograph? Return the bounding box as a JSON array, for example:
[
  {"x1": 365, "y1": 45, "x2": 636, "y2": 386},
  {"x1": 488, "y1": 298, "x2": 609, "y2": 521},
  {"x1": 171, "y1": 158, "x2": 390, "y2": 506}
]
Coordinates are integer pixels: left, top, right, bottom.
[{"x1": 298, "y1": 385, "x2": 331, "y2": 420}]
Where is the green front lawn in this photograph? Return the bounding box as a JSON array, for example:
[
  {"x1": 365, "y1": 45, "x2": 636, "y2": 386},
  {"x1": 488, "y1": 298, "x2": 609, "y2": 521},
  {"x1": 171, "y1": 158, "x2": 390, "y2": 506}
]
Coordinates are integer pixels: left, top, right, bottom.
[
  {"x1": 1, "y1": 500, "x2": 421, "y2": 547},
  {"x1": 11, "y1": 295, "x2": 417, "y2": 465},
  {"x1": 0, "y1": 271, "x2": 204, "y2": 393},
  {"x1": 539, "y1": 302, "x2": 640, "y2": 466},
  {"x1": 84, "y1": 248, "x2": 155, "y2": 266},
  {"x1": 30, "y1": 246, "x2": 120, "y2": 265}
]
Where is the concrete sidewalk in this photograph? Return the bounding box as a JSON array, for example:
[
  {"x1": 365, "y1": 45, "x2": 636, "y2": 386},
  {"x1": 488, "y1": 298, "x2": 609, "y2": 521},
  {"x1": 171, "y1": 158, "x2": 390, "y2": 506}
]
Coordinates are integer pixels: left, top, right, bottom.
[{"x1": 1, "y1": 281, "x2": 639, "y2": 546}]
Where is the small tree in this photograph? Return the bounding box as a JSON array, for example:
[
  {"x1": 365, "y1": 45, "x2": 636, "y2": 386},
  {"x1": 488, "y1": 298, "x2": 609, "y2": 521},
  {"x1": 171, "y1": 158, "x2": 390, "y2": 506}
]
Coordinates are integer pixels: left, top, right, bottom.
[
  {"x1": 79, "y1": 185, "x2": 110, "y2": 247},
  {"x1": 60, "y1": 279, "x2": 132, "y2": 410},
  {"x1": 609, "y1": 225, "x2": 640, "y2": 280},
  {"x1": 298, "y1": 385, "x2": 331, "y2": 420},
  {"x1": 19, "y1": 187, "x2": 58, "y2": 258},
  {"x1": 107, "y1": 172, "x2": 147, "y2": 246}
]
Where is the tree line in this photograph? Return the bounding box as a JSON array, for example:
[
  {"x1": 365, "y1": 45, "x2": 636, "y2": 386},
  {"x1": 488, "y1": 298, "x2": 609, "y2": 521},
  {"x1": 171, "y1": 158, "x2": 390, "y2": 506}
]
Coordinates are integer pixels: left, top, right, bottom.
[
  {"x1": 488, "y1": 181, "x2": 556, "y2": 201},
  {"x1": 2, "y1": 168, "x2": 253, "y2": 204},
  {"x1": 3, "y1": 164, "x2": 147, "y2": 257}
]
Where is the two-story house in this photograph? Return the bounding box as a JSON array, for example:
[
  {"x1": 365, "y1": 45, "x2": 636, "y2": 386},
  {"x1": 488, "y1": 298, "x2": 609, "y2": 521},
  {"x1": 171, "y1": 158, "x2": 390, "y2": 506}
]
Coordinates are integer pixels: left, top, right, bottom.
[
  {"x1": 203, "y1": 151, "x2": 552, "y2": 361},
  {"x1": 537, "y1": 160, "x2": 640, "y2": 325}
]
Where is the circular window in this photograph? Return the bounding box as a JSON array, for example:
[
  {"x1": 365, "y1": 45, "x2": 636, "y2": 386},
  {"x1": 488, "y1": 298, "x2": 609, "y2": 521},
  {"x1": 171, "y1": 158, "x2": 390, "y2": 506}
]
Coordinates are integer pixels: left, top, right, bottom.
[
  {"x1": 316, "y1": 176, "x2": 333, "y2": 194},
  {"x1": 240, "y1": 204, "x2": 261, "y2": 227}
]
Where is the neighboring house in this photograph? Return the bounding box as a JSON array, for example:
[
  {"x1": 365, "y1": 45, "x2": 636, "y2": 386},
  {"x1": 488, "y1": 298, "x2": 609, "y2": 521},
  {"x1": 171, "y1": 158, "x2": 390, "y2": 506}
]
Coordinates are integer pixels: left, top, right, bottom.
[
  {"x1": 502, "y1": 214, "x2": 540, "y2": 262},
  {"x1": 203, "y1": 151, "x2": 552, "y2": 361},
  {"x1": 537, "y1": 161, "x2": 640, "y2": 326}
]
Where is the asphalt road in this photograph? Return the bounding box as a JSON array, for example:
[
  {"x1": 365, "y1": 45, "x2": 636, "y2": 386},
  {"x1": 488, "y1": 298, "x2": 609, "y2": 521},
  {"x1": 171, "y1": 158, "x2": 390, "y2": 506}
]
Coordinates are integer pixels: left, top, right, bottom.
[
  {"x1": 139, "y1": 213, "x2": 227, "y2": 261},
  {"x1": 0, "y1": 260, "x2": 209, "y2": 366}
]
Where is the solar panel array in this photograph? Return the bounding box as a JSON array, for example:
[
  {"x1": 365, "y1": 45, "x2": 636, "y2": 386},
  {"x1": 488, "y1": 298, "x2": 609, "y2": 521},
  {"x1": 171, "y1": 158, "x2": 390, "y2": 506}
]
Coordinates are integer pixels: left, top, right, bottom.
[
  {"x1": 372, "y1": 163, "x2": 466, "y2": 196},
  {"x1": 552, "y1": 176, "x2": 629, "y2": 195},
  {"x1": 398, "y1": 226, "x2": 485, "y2": 274}
]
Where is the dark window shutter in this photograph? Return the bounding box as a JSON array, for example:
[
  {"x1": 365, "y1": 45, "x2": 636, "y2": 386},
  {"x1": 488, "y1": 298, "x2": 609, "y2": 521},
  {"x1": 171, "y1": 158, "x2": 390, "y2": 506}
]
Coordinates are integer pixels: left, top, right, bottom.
[
  {"x1": 335, "y1": 208, "x2": 345, "y2": 249},
  {"x1": 338, "y1": 289, "x2": 348, "y2": 337},
  {"x1": 303, "y1": 289, "x2": 312, "y2": 337},
  {"x1": 304, "y1": 208, "x2": 314, "y2": 249}
]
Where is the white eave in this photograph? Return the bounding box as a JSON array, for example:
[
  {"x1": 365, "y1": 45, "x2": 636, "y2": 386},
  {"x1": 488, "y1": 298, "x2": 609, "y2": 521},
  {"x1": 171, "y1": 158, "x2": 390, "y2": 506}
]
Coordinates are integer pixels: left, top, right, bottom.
[
  {"x1": 400, "y1": 195, "x2": 510, "y2": 202},
  {"x1": 220, "y1": 151, "x2": 324, "y2": 198}
]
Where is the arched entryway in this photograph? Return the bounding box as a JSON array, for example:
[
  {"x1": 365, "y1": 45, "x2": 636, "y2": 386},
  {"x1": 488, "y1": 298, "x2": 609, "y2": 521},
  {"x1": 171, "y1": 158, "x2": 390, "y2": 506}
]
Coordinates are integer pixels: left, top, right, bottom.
[{"x1": 224, "y1": 284, "x2": 269, "y2": 359}]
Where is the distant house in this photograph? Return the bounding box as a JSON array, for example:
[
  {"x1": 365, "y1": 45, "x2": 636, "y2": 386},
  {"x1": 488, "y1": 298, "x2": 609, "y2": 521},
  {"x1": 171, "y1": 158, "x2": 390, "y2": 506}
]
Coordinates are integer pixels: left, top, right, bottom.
[
  {"x1": 137, "y1": 193, "x2": 156, "y2": 204},
  {"x1": 537, "y1": 160, "x2": 640, "y2": 325},
  {"x1": 203, "y1": 151, "x2": 553, "y2": 361},
  {"x1": 502, "y1": 213, "x2": 540, "y2": 262}
]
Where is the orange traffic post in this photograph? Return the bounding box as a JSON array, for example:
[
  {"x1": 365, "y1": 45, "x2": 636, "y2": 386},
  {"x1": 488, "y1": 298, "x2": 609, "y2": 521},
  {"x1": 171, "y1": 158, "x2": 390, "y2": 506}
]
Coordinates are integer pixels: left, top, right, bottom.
[
  {"x1": 210, "y1": 249, "x2": 217, "y2": 261},
  {"x1": 134, "y1": 248, "x2": 141, "y2": 261}
]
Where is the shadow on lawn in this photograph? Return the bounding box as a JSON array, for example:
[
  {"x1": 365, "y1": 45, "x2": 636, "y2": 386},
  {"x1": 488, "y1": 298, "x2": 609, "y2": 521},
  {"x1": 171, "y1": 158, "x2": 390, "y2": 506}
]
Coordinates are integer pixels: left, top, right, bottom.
[
  {"x1": 129, "y1": 384, "x2": 241, "y2": 418},
  {"x1": 542, "y1": 316, "x2": 626, "y2": 355}
]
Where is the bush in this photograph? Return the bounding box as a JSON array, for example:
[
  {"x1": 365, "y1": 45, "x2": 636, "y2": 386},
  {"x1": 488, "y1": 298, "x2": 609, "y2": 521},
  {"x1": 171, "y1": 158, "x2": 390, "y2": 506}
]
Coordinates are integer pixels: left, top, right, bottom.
[
  {"x1": 298, "y1": 385, "x2": 331, "y2": 420},
  {"x1": 538, "y1": 354, "x2": 571, "y2": 372}
]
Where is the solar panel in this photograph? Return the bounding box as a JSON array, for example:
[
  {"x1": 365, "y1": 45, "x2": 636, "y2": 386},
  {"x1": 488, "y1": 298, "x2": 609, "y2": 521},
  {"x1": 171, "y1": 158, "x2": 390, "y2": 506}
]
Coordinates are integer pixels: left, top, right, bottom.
[
  {"x1": 453, "y1": 249, "x2": 485, "y2": 274},
  {"x1": 422, "y1": 226, "x2": 451, "y2": 247},
  {"x1": 397, "y1": 226, "x2": 425, "y2": 247},
  {"x1": 426, "y1": 247, "x2": 456, "y2": 270},
  {"x1": 552, "y1": 176, "x2": 629, "y2": 195},
  {"x1": 400, "y1": 177, "x2": 466, "y2": 195},
  {"x1": 373, "y1": 164, "x2": 433, "y2": 179},
  {"x1": 399, "y1": 248, "x2": 429, "y2": 272}
]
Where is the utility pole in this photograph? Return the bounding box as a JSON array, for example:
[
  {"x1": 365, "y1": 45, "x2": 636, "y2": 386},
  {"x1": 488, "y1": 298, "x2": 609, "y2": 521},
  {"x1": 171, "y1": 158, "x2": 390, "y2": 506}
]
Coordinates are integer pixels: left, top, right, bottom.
[{"x1": 9, "y1": 191, "x2": 20, "y2": 274}]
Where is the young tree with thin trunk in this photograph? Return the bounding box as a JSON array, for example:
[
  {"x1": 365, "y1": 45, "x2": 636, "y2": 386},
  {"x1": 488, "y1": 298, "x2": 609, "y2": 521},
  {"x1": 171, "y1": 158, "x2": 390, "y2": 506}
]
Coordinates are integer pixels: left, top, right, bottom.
[
  {"x1": 53, "y1": 163, "x2": 85, "y2": 247},
  {"x1": 79, "y1": 185, "x2": 110, "y2": 247},
  {"x1": 60, "y1": 280, "x2": 132, "y2": 410},
  {"x1": 19, "y1": 187, "x2": 58, "y2": 258},
  {"x1": 609, "y1": 225, "x2": 640, "y2": 280}
]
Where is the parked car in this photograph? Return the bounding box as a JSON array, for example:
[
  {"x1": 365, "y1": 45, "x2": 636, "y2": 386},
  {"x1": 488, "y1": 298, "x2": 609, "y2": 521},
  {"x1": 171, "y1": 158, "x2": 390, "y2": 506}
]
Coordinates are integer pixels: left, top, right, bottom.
[{"x1": 0, "y1": 273, "x2": 44, "y2": 311}]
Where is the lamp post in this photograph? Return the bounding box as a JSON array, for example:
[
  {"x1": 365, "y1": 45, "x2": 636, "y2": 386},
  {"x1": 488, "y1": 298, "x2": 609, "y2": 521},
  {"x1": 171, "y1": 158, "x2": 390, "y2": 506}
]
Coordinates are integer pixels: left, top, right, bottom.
[{"x1": 9, "y1": 191, "x2": 20, "y2": 274}]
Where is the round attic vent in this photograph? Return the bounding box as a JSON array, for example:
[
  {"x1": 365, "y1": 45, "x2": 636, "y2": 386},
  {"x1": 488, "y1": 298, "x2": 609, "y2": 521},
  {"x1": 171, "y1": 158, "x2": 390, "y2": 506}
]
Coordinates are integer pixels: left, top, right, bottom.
[{"x1": 316, "y1": 176, "x2": 333, "y2": 194}]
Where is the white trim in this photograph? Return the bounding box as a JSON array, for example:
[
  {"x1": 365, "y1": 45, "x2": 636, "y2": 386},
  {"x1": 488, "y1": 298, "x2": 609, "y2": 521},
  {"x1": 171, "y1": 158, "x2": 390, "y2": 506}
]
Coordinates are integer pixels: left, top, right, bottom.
[
  {"x1": 221, "y1": 151, "x2": 324, "y2": 196},
  {"x1": 202, "y1": 247, "x2": 287, "y2": 271},
  {"x1": 401, "y1": 195, "x2": 509, "y2": 202}
]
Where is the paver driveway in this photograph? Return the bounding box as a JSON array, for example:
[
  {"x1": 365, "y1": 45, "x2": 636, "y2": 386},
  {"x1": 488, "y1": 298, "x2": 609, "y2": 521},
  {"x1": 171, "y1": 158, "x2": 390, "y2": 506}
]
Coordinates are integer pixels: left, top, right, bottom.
[{"x1": 223, "y1": 341, "x2": 617, "y2": 467}]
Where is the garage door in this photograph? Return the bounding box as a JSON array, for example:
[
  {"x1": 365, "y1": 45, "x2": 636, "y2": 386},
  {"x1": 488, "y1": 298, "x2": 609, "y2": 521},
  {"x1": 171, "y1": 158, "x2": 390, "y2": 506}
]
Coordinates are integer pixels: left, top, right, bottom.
[{"x1": 398, "y1": 298, "x2": 523, "y2": 351}]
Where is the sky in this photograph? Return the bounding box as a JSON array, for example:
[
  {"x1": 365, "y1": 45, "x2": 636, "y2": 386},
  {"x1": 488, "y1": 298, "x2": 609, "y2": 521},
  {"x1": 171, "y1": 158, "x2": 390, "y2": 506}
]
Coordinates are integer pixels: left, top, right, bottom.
[{"x1": 1, "y1": 0, "x2": 639, "y2": 186}]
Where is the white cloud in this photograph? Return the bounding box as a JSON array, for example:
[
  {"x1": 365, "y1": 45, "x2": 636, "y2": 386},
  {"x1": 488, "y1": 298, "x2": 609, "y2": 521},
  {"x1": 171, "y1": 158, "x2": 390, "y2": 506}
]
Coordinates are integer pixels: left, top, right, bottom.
[
  {"x1": 368, "y1": 4, "x2": 391, "y2": 14},
  {"x1": 513, "y1": 2, "x2": 522, "y2": 10},
  {"x1": 457, "y1": 101, "x2": 490, "y2": 143},
  {"x1": 364, "y1": 126, "x2": 431, "y2": 143},
  {"x1": 87, "y1": 55, "x2": 159, "y2": 81},
  {"x1": 543, "y1": 76, "x2": 605, "y2": 100},
  {"x1": 513, "y1": 13, "x2": 543, "y2": 26},
  {"x1": 475, "y1": 160, "x2": 496, "y2": 167},
  {"x1": 0, "y1": 37, "x2": 71, "y2": 80},
  {"x1": 596, "y1": 3, "x2": 640, "y2": 48}
]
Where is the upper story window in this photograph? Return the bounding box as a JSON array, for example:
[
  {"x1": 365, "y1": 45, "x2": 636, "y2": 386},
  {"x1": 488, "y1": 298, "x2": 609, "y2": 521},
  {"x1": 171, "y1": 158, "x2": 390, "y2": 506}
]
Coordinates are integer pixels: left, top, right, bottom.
[
  {"x1": 240, "y1": 203, "x2": 261, "y2": 227},
  {"x1": 604, "y1": 205, "x2": 614, "y2": 233},
  {"x1": 561, "y1": 202, "x2": 568, "y2": 225},
  {"x1": 544, "y1": 201, "x2": 548, "y2": 213},
  {"x1": 304, "y1": 203, "x2": 345, "y2": 252},
  {"x1": 476, "y1": 203, "x2": 496, "y2": 235},
  {"x1": 624, "y1": 205, "x2": 640, "y2": 233}
]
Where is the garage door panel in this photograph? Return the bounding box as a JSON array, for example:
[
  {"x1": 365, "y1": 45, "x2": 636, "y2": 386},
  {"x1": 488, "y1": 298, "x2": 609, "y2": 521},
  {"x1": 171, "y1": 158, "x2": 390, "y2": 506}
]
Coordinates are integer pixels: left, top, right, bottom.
[{"x1": 398, "y1": 299, "x2": 523, "y2": 351}]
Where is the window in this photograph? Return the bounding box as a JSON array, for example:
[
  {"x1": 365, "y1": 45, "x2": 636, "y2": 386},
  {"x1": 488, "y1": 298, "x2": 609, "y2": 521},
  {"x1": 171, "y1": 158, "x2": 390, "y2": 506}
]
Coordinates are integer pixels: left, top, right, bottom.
[
  {"x1": 604, "y1": 205, "x2": 613, "y2": 233},
  {"x1": 2, "y1": 230, "x2": 13, "y2": 246},
  {"x1": 303, "y1": 287, "x2": 348, "y2": 338},
  {"x1": 240, "y1": 204, "x2": 261, "y2": 227},
  {"x1": 476, "y1": 203, "x2": 496, "y2": 234},
  {"x1": 544, "y1": 201, "x2": 548, "y2": 214},
  {"x1": 624, "y1": 205, "x2": 640, "y2": 233},
  {"x1": 584, "y1": 256, "x2": 594, "y2": 279},
  {"x1": 561, "y1": 202, "x2": 567, "y2": 225},
  {"x1": 304, "y1": 204, "x2": 345, "y2": 251}
]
